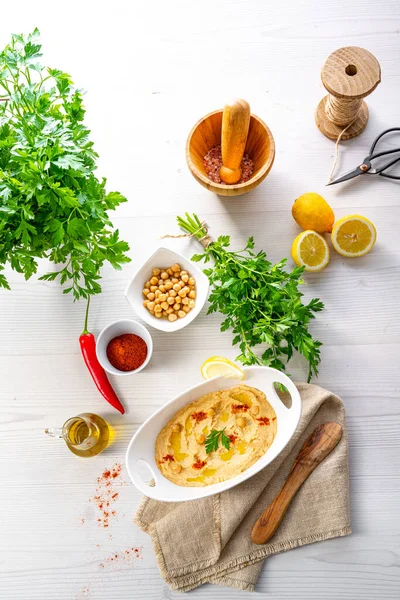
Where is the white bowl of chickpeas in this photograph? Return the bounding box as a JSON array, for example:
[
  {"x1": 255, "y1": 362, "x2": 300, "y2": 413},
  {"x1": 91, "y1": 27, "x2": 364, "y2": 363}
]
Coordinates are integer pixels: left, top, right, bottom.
[{"x1": 124, "y1": 247, "x2": 210, "y2": 332}]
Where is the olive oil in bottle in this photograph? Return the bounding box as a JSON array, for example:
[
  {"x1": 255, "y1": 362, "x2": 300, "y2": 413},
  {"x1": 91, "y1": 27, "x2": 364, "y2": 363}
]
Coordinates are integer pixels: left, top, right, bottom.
[{"x1": 45, "y1": 413, "x2": 111, "y2": 457}]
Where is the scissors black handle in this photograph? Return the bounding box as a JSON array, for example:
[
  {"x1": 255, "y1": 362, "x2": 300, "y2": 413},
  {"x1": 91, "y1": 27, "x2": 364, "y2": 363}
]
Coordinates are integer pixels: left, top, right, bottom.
[{"x1": 366, "y1": 128, "x2": 400, "y2": 179}]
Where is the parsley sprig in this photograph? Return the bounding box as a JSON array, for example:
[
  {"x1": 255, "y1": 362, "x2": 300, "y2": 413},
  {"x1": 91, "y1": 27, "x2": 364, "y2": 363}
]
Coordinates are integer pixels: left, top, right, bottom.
[
  {"x1": 0, "y1": 30, "x2": 130, "y2": 299},
  {"x1": 205, "y1": 428, "x2": 231, "y2": 454},
  {"x1": 177, "y1": 213, "x2": 324, "y2": 382}
]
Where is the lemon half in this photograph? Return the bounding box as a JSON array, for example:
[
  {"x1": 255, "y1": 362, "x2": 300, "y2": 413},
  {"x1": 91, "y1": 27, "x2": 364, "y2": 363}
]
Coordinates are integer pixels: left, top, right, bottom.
[
  {"x1": 291, "y1": 230, "x2": 330, "y2": 272},
  {"x1": 331, "y1": 215, "x2": 377, "y2": 257},
  {"x1": 201, "y1": 356, "x2": 245, "y2": 380}
]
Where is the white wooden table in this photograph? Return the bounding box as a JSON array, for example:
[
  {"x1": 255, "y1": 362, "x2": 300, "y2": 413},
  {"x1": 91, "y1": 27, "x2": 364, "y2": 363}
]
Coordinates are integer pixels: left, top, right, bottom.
[{"x1": 1, "y1": 1, "x2": 399, "y2": 598}]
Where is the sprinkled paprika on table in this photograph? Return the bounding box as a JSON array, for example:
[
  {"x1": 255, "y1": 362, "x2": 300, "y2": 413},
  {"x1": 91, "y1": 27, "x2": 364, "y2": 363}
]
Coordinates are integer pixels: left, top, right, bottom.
[{"x1": 106, "y1": 333, "x2": 148, "y2": 372}]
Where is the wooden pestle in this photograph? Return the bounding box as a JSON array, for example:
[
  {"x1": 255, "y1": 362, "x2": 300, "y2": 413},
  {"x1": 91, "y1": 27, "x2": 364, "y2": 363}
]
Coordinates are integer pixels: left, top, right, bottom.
[
  {"x1": 251, "y1": 422, "x2": 343, "y2": 545},
  {"x1": 220, "y1": 99, "x2": 251, "y2": 184}
]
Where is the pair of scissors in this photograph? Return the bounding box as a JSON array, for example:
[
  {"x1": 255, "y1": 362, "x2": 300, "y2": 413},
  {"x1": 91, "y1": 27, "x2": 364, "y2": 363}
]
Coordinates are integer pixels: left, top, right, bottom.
[{"x1": 327, "y1": 127, "x2": 400, "y2": 186}]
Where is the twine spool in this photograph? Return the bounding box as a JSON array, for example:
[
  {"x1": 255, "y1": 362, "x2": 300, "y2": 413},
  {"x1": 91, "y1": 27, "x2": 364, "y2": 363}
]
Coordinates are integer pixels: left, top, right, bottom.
[{"x1": 315, "y1": 47, "x2": 381, "y2": 141}]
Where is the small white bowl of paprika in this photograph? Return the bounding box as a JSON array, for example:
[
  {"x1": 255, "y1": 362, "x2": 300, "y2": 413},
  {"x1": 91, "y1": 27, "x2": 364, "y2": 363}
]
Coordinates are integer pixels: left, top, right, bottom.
[{"x1": 96, "y1": 319, "x2": 153, "y2": 376}]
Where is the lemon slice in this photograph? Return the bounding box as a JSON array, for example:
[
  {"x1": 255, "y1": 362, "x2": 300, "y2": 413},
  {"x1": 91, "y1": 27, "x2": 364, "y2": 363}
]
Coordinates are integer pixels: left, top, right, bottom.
[
  {"x1": 201, "y1": 356, "x2": 245, "y2": 380},
  {"x1": 291, "y1": 230, "x2": 330, "y2": 272},
  {"x1": 331, "y1": 215, "x2": 377, "y2": 257}
]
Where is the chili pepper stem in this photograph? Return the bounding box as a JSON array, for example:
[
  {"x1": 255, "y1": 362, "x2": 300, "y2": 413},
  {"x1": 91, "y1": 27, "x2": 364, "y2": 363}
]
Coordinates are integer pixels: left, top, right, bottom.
[{"x1": 82, "y1": 296, "x2": 91, "y2": 335}]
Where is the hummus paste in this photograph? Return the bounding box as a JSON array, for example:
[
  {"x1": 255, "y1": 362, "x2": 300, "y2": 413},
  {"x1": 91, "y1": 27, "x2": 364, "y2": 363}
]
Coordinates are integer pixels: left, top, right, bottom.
[{"x1": 155, "y1": 384, "x2": 277, "y2": 487}]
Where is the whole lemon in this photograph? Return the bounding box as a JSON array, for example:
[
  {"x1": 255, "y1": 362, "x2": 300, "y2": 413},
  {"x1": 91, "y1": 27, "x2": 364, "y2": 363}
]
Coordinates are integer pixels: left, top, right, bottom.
[{"x1": 292, "y1": 192, "x2": 335, "y2": 233}]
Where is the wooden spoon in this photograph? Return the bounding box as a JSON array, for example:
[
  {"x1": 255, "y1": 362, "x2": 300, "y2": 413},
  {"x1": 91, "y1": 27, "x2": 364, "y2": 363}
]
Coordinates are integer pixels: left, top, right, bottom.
[
  {"x1": 251, "y1": 422, "x2": 343, "y2": 545},
  {"x1": 219, "y1": 99, "x2": 251, "y2": 184}
]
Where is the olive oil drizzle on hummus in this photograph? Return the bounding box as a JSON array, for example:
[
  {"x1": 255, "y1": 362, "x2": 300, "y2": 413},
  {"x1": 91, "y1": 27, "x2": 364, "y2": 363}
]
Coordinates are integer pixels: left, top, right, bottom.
[{"x1": 155, "y1": 384, "x2": 277, "y2": 487}]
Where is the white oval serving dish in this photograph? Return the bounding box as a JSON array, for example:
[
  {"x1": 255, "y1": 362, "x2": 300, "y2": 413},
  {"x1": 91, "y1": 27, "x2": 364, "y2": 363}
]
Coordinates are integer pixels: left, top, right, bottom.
[
  {"x1": 126, "y1": 366, "x2": 301, "y2": 502},
  {"x1": 124, "y1": 246, "x2": 210, "y2": 332}
]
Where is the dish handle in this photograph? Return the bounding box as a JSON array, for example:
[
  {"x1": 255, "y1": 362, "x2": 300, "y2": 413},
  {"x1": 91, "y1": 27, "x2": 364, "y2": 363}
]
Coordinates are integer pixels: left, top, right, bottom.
[
  {"x1": 267, "y1": 370, "x2": 302, "y2": 424},
  {"x1": 129, "y1": 458, "x2": 160, "y2": 493}
]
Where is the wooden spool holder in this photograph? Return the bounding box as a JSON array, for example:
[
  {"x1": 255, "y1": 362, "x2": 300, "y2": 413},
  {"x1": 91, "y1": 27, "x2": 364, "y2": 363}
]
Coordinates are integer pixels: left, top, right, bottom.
[{"x1": 315, "y1": 47, "x2": 381, "y2": 141}]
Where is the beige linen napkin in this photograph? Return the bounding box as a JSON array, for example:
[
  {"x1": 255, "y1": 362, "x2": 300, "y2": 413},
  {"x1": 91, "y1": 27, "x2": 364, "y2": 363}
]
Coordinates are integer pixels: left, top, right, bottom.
[{"x1": 134, "y1": 383, "x2": 351, "y2": 592}]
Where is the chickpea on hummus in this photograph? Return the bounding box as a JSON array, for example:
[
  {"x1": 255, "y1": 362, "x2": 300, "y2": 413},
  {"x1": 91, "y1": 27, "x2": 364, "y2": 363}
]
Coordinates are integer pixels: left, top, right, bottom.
[{"x1": 155, "y1": 384, "x2": 277, "y2": 487}]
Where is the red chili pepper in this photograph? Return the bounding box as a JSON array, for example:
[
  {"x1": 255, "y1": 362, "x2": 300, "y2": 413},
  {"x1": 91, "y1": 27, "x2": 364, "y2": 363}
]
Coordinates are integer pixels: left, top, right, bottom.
[{"x1": 79, "y1": 298, "x2": 125, "y2": 414}]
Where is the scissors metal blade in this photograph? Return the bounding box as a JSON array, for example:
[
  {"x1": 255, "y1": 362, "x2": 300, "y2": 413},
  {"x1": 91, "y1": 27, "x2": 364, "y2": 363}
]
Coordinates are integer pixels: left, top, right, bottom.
[{"x1": 326, "y1": 165, "x2": 365, "y2": 186}]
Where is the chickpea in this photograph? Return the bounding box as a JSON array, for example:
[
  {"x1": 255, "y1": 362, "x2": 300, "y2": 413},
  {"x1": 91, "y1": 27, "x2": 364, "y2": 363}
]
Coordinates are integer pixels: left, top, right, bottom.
[
  {"x1": 143, "y1": 300, "x2": 148, "y2": 308},
  {"x1": 180, "y1": 270, "x2": 188, "y2": 277},
  {"x1": 162, "y1": 311, "x2": 168, "y2": 317},
  {"x1": 178, "y1": 310, "x2": 186, "y2": 318},
  {"x1": 188, "y1": 277, "x2": 196, "y2": 286},
  {"x1": 182, "y1": 305, "x2": 190, "y2": 313},
  {"x1": 172, "y1": 423, "x2": 182, "y2": 433},
  {"x1": 154, "y1": 304, "x2": 162, "y2": 313},
  {"x1": 149, "y1": 310, "x2": 155, "y2": 315},
  {"x1": 160, "y1": 271, "x2": 168, "y2": 280},
  {"x1": 207, "y1": 408, "x2": 215, "y2": 418},
  {"x1": 173, "y1": 283, "x2": 181, "y2": 292},
  {"x1": 169, "y1": 289, "x2": 177, "y2": 298},
  {"x1": 152, "y1": 268, "x2": 161, "y2": 276},
  {"x1": 175, "y1": 296, "x2": 182, "y2": 303},
  {"x1": 154, "y1": 290, "x2": 161, "y2": 298},
  {"x1": 171, "y1": 278, "x2": 179, "y2": 284},
  {"x1": 147, "y1": 292, "x2": 155, "y2": 301},
  {"x1": 150, "y1": 285, "x2": 157, "y2": 293},
  {"x1": 155, "y1": 311, "x2": 162, "y2": 318},
  {"x1": 159, "y1": 284, "x2": 166, "y2": 293},
  {"x1": 178, "y1": 288, "x2": 187, "y2": 298},
  {"x1": 188, "y1": 299, "x2": 195, "y2": 309},
  {"x1": 250, "y1": 405, "x2": 260, "y2": 416},
  {"x1": 170, "y1": 462, "x2": 182, "y2": 474},
  {"x1": 158, "y1": 279, "x2": 164, "y2": 286},
  {"x1": 167, "y1": 296, "x2": 175, "y2": 305},
  {"x1": 166, "y1": 307, "x2": 174, "y2": 314},
  {"x1": 173, "y1": 303, "x2": 180, "y2": 311},
  {"x1": 195, "y1": 434, "x2": 205, "y2": 444},
  {"x1": 168, "y1": 313, "x2": 178, "y2": 322},
  {"x1": 171, "y1": 263, "x2": 181, "y2": 272},
  {"x1": 188, "y1": 290, "x2": 196, "y2": 299},
  {"x1": 144, "y1": 280, "x2": 151, "y2": 289},
  {"x1": 181, "y1": 274, "x2": 189, "y2": 283},
  {"x1": 158, "y1": 294, "x2": 167, "y2": 302},
  {"x1": 150, "y1": 276, "x2": 158, "y2": 286},
  {"x1": 181, "y1": 297, "x2": 189, "y2": 305},
  {"x1": 142, "y1": 288, "x2": 150, "y2": 296},
  {"x1": 165, "y1": 281, "x2": 173, "y2": 290},
  {"x1": 236, "y1": 417, "x2": 246, "y2": 428},
  {"x1": 167, "y1": 268, "x2": 174, "y2": 276},
  {"x1": 161, "y1": 301, "x2": 169, "y2": 310},
  {"x1": 147, "y1": 301, "x2": 155, "y2": 311}
]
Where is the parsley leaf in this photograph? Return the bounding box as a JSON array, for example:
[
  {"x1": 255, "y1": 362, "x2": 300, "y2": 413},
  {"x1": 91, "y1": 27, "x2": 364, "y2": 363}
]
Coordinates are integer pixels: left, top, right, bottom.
[
  {"x1": 205, "y1": 428, "x2": 231, "y2": 454},
  {"x1": 0, "y1": 30, "x2": 130, "y2": 300},
  {"x1": 177, "y1": 213, "x2": 324, "y2": 382}
]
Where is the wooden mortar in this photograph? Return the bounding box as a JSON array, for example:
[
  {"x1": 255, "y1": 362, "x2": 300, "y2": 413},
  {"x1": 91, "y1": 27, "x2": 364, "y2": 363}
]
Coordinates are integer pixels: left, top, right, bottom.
[{"x1": 186, "y1": 108, "x2": 275, "y2": 197}]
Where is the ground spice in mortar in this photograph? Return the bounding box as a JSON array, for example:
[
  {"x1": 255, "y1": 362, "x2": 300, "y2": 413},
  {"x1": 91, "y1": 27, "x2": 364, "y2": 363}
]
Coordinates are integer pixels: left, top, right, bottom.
[
  {"x1": 204, "y1": 145, "x2": 254, "y2": 184},
  {"x1": 106, "y1": 333, "x2": 147, "y2": 372}
]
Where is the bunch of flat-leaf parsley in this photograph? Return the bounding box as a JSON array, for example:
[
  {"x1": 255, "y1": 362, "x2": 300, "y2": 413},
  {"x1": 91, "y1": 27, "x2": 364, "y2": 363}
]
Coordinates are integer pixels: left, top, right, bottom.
[
  {"x1": 0, "y1": 29, "x2": 130, "y2": 299},
  {"x1": 177, "y1": 213, "x2": 324, "y2": 382}
]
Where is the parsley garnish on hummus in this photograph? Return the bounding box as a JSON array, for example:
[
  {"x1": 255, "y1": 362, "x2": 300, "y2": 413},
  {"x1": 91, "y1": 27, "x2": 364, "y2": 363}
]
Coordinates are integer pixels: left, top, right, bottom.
[{"x1": 205, "y1": 429, "x2": 231, "y2": 454}]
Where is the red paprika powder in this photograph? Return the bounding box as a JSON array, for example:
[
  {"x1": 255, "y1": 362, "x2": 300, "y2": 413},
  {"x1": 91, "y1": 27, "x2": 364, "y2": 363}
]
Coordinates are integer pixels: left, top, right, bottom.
[{"x1": 106, "y1": 333, "x2": 148, "y2": 371}]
